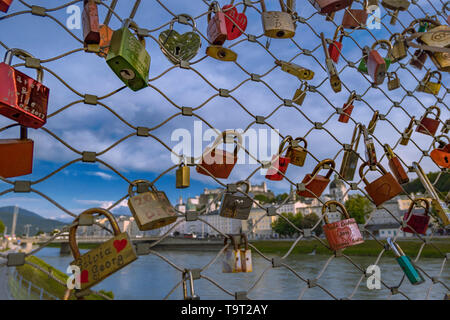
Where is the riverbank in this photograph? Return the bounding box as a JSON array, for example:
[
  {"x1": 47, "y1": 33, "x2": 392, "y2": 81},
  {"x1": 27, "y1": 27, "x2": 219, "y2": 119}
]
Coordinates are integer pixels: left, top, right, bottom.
[{"x1": 251, "y1": 239, "x2": 450, "y2": 258}]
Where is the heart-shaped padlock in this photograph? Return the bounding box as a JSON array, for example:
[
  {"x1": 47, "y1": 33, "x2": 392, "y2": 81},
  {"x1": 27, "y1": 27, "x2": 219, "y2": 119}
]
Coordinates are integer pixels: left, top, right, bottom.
[
  {"x1": 159, "y1": 14, "x2": 201, "y2": 64},
  {"x1": 223, "y1": 3, "x2": 247, "y2": 40}
]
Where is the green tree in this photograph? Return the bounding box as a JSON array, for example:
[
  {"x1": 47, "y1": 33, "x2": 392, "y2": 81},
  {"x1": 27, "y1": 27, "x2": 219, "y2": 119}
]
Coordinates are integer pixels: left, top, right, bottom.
[
  {"x1": 272, "y1": 212, "x2": 301, "y2": 237},
  {"x1": 274, "y1": 193, "x2": 289, "y2": 203},
  {"x1": 254, "y1": 194, "x2": 273, "y2": 204},
  {"x1": 301, "y1": 213, "x2": 322, "y2": 236},
  {"x1": 0, "y1": 219, "x2": 5, "y2": 235},
  {"x1": 344, "y1": 194, "x2": 373, "y2": 224}
]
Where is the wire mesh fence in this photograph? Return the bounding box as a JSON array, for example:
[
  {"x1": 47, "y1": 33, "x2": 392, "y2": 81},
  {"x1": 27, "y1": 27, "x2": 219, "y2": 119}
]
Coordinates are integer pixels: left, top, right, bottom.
[{"x1": 0, "y1": 0, "x2": 449, "y2": 300}]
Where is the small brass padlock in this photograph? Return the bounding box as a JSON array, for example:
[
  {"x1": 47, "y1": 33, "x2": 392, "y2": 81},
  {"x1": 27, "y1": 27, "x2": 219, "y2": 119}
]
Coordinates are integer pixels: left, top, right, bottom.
[
  {"x1": 389, "y1": 32, "x2": 407, "y2": 63},
  {"x1": 381, "y1": 0, "x2": 410, "y2": 25},
  {"x1": 275, "y1": 60, "x2": 314, "y2": 80},
  {"x1": 176, "y1": 163, "x2": 190, "y2": 189},
  {"x1": 286, "y1": 137, "x2": 308, "y2": 167},
  {"x1": 128, "y1": 180, "x2": 177, "y2": 231},
  {"x1": 206, "y1": 45, "x2": 237, "y2": 62},
  {"x1": 399, "y1": 116, "x2": 415, "y2": 146},
  {"x1": 417, "y1": 71, "x2": 442, "y2": 95},
  {"x1": 320, "y1": 32, "x2": 341, "y2": 93},
  {"x1": 293, "y1": 82, "x2": 307, "y2": 106},
  {"x1": 387, "y1": 72, "x2": 400, "y2": 91},
  {"x1": 339, "y1": 124, "x2": 362, "y2": 181},
  {"x1": 260, "y1": 0, "x2": 296, "y2": 39}
]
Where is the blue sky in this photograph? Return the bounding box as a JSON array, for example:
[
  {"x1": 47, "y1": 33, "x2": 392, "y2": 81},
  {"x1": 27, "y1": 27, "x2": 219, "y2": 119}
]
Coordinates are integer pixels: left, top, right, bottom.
[{"x1": 0, "y1": 0, "x2": 448, "y2": 222}]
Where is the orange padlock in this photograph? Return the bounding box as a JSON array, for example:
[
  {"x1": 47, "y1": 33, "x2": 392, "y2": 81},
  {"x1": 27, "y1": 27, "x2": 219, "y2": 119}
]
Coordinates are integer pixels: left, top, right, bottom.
[
  {"x1": 297, "y1": 159, "x2": 335, "y2": 198},
  {"x1": 82, "y1": 0, "x2": 100, "y2": 45},
  {"x1": 416, "y1": 106, "x2": 441, "y2": 137},
  {"x1": 430, "y1": 135, "x2": 450, "y2": 168},
  {"x1": 0, "y1": 126, "x2": 33, "y2": 178},
  {"x1": 359, "y1": 161, "x2": 402, "y2": 207}
]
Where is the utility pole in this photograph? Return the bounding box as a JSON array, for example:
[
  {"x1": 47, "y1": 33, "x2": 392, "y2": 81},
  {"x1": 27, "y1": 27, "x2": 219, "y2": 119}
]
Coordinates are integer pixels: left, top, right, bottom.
[
  {"x1": 24, "y1": 224, "x2": 32, "y2": 238},
  {"x1": 11, "y1": 206, "x2": 19, "y2": 238}
]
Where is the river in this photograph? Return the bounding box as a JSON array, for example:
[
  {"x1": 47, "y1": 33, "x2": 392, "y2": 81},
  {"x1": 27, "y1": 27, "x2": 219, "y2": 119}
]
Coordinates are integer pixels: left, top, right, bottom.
[{"x1": 34, "y1": 247, "x2": 449, "y2": 300}]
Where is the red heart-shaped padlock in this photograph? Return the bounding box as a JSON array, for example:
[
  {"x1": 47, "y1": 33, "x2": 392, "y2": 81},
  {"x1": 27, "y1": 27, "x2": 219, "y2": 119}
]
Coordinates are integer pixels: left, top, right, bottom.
[
  {"x1": 80, "y1": 269, "x2": 89, "y2": 283},
  {"x1": 113, "y1": 239, "x2": 127, "y2": 253},
  {"x1": 223, "y1": 5, "x2": 247, "y2": 40}
]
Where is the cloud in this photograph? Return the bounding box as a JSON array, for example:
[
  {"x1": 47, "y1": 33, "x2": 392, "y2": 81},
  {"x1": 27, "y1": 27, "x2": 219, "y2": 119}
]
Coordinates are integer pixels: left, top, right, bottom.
[{"x1": 85, "y1": 171, "x2": 114, "y2": 181}]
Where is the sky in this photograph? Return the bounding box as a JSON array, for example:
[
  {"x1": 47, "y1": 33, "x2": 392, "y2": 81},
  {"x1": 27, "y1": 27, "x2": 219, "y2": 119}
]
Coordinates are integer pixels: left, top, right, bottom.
[{"x1": 0, "y1": 0, "x2": 448, "y2": 223}]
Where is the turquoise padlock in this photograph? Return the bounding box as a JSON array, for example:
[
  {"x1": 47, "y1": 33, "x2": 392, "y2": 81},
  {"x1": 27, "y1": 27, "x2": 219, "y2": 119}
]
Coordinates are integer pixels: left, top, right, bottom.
[{"x1": 387, "y1": 238, "x2": 425, "y2": 285}]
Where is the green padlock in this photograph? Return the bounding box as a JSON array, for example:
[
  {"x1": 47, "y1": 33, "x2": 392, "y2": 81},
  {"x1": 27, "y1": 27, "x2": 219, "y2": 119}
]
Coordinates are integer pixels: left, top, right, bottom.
[
  {"x1": 159, "y1": 14, "x2": 201, "y2": 65},
  {"x1": 106, "y1": 19, "x2": 150, "y2": 91}
]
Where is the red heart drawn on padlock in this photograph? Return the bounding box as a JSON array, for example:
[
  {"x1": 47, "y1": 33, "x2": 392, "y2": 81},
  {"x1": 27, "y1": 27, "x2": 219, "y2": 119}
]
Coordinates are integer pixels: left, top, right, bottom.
[
  {"x1": 80, "y1": 269, "x2": 89, "y2": 283},
  {"x1": 113, "y1": 239, "x2": 127, "y2": 253},
  {"x1": 223, "y1": 5, "x2": 247, "y2": 40}
]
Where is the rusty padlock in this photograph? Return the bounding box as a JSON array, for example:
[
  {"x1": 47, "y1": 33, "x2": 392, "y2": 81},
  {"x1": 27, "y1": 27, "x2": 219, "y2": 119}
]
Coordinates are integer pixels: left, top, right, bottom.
[
  {"x1": 207, "y1": 1, "x2": 228, "y2": 45},
  {"x1": 127, "y1": 180, "x2": 177, "y2": 231},
  {"x1": 328, "y1": 25, "x2": 345, "y2": 63},
  {"x1": 342, "y1": 0, "x2": 368, "y2": 29},
  {"x1": 339, "y1": 123, "x2": 362, "y2": 181},
  {"x1": 416, "y1": 106, "x2": 441, "y2": 137},
  {"x1": 359, "y1": 161, "x2": 403, "y2": 207},
  {"x1": 286, "y1": 137, "x2": 308, "y2": 167},
  {"x1": 417, "y1": 71, "x2": 442, "y2": 95},
  {"x1": 297, "y1": 159, "x2": 336, "y2": 198},
  {"x1": 308, "y1": 0, "x2": 353, "y2": 15},
  {"x1": 381, "y1": 0, "x2": 410, "y2": 25},
  {"x1": 430, "y1": 135, "x2": 450, "y2": 169},
  {"x1": 266, "y1": 135, "x2": 292, "y2": 181},
  {"x1": 368, "y1": 40, "x2": 392, "y2": 85},
  {"x1": 339, "y1": 91, "x2": 356, "y2": 123},
  {"x1": 239, "y1": 233, "x2": 252, "y2": 272},
  {"x1": 0, "y1": 126, "x2": 33, "y2": 178},
  {"x1": 401, "y1": 198, "x2": 430, "y2": 236},
  {"x1": 384, "y1": 144, "x2": 409, "y2": 184},
  {"x1": 82, "y1": 0, "x2": 100, "y2": 45},
  {"x1": 260, "y1": 0, "x2": 296, "y2": 39},
  {"x1": 410, "y1": 49, "x2": 428, "y2": 70},
  {"x1": 197, "y1": 130, "x2": 242, "y2": 179},
  {"x1": 222, "y1": 235, "x2": 242, "y2": 273},
  {"x1": 322, "y1": 200, "x2": 364, "y2": 251},
  {"x1": 0, "y1": 48, "x2": 49, "y2": 129}
]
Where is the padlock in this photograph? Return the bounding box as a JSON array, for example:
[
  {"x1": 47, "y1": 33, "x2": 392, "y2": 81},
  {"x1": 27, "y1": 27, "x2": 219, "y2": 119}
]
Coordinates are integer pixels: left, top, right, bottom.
[
  {"x1": 207, "y1": 1, "x2": 228, "y2": 45},
  {"x1": 387, "y1": 237, "x2": 425, "y2": 285},
  {"x1": 359, "y1": 161, "x2": 402, "y2": 207},
  {"x1": 389, "y1": 32, "x2": 408, "y2": 63},
  {"x1": 127, "y1": 180, "x2": 177, "y2": 231},
  {"x1": 222, "y1": 1, "x2": 248, "y2": 40},
  {"x1": 342, "y1": 0, "x2": 368, "y2": 29},
  {"x1": 265, "y1": 136, "x2": 291, "y2": 181},
  {"x1": 219, "y1": 181, "x2": 253, "y2": 220},
  {"x1": 430, "y1": 135, "x2": 450, "y2": 169},
  {"x1": 399, "y1": 116, "x2": 415, "y2": 146},
  {"x1": 239, "y1": 233, "x2": 253, "y2": 272},
  {"x1": 417, "y1": 71, "x2": 442, "y2": 95},
  {"x1": 82, "y1": 0, "x2": 100, "y2": 45},
  {"x1": 384, "y1": 144, "x2": 409, "y2": 184},
  {"x1": 367, "y1": 110, "x2": 379, "y2": 135},
  {"x1": 308, "y1": 0, "x2": 353, "y2": 15},
  {"x1": 106, "y1": 19, "x2": 150, "y2": 91},
  {"x1": 68, "y1": 208, "x2": 138, "y2": 292},
  {"x1": 197, "y1": 130, "x2": 242, "y2": 179},
  {"x1": 357, "y1": 46, "x2": 370, "y2": 74},
  {"x1": 381, "y1": 0, "x2": 410, "y2": 25},
  {"x1": 416, "y1": 106, "x2": 441, "y2": 137},
  {"x1": 0, "y1": 126, "x2": 33, "y2": 178},
  {"x1": 293, "y1": 82, "x2": 307, "y2": 106},
  {"x1": 322, "y1": 200, "x2": 364, "y2": 251},
  {"x1": 182, "y1": 270, "x2": 200, "y2": 300},
  {"x1": 338, "y1": 91, "x2": 356, "y2": 123},
  {"x1": 159, "y1": 14, "x2": 201, "y2": 64},
  {"x1": 286, "y1": 137, "x2": 308, "y2": 167},
  {"x1": 368, "y1": 40, "x2": 392, "y2": 85},
  {"x1": 339, "y1": 123, "x2": 362, "y2": 181},
  {"x1": 410, "y1": 49, "x2": 428, "y2": 70},
  {"x1": 176, "y1": 163, "x2": 190, "y2": 188},
  {"x1": 401, "y1": 198, "x2": 430, "y2": 235},
  {"x1": 275, "y1": 60, "x2": 314, "y2": 80},
  {"x1": 419, "y1": 25, "x2": 450, "y2": 48},
  {"x1": 97, "y1": 24, "x2": 114, "y2": 58},
  {"x1": 222, "y1": 235, "x2": 242, "y2": 273},
  {"x1": 260, "y1": 0, "x2": 296, "y2": 39},
  {"x1": 206, "y1": 45, "x2": 238, "y2": 62},
  {"x1": 413, "y1": 162, "x2": 449, "y2": 226},
  {"x1": 328, "y1": 25, "x2": 345, "y2": 63},
  {"x1": 363, "y1": 125, "x2": 377, "y2": 166},
  {"x1": 442, "y1": 119, "x2": 449, "y2": 134},
  {"x1": 430, "y1": 51, "x2": 450, "y2": 72},
  {"x1": 0, "y1": 49, "x2": 49, "y2": 129},
  {"x1": 0, "y1": 0, "x2": 12, "y2": 13},
  {"x1": 320, "y1": 32, "x2": 342, "y2": 93},
  {"x1": 387, "y1": 72, "x2": 400, "y2": 91},
  {"x1": 297, "y1": 159, "x2": 336, "y2": 198}
]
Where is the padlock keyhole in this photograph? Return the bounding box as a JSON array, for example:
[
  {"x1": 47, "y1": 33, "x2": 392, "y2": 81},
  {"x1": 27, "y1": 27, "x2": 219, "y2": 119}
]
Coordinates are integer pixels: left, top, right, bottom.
[
  {"x1": 276, "y1": 31, "x2": 285, "y2": 38},
  {"x1": 175, "y1": 46, "x2": 181, "y2": 56}
]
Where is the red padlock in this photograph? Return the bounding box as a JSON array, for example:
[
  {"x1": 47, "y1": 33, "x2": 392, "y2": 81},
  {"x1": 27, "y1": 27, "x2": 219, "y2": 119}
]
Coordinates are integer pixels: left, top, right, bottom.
[
  {"x1": 401, "y1": 198, "x2": 430, "y2": 235},
  {"x1": 416, "y1": 106, "x2": 441, "y2": 137},
  {"x1": 207, "y1": 1, "x2": 228, "y2": 45},
  {"x1": 359, "y1": 161, "x2": 403, "y2": 207},
  {"x1": 367, "y1": 40, "x2": 392, "y2": 85},
  {"x1": 0, "y1": 49, "x2": 49, "y2": 129},
  {"x1": 341, "y1": 0, "x2": 368, "y2": 29},
  {"x1": 322, "y1": 200, "x2": 364, "y2": 251},
  {"x1": 197, "y1": 130, "x2": 242, "y2": 179},
  {"x1": 222, "y1": 2, "x2": 247, "y2": 40},
  {"x1": 384, "y1": 144, "x2": 409, "y2": 185},
  {"x1": 430, "y1": 135, "x2": 450, "y2": 168},
  {"x1": 0, "y1": 0, "x2": 12, "y2": 12},
  {"x1": 265, "y1": 136, "x2": 292, "y2": 181},
  {"x1": 339, "y1": 91, "x2": 356, "y2": 123},
  {"x1": 297, "y1": 159, "x2": 335, "y2": 198},
  {"x1": 82, "y1": 0, "x2": 100, "y2": 45},
  {"x1": 0, "y1": 126, "x2": 33, "y2": 178},
  {"x1": 328, "y1": 25, "x2": 345, "y2": 63},
  {"x1": 308, "y1": 0, "x2": 353, "y2": 15}
]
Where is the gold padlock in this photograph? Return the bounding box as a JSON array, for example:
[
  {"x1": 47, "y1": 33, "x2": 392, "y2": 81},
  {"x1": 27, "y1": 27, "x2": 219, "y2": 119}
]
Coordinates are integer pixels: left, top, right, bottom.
[
  {"x1": 389, "y1": 33, "x2": 408, "y2": 63},
  {"x1": 293, "y1": 82, "x2": 308, "y2": 105},
  {"x1": 387, "y1": 72, "x2": 400, "y2": 91},
  {"x1": 320, "y1": 32, "x2": 341, "y2": 93},
  {"x1": 419, "y1": 25, "x2": 450, "y2": 48},
  {"x1": 430, "y1": 51, "x2": 450, "y2": 72},
  {"x1": 206, "y1": 45, "x2": 237, "y2": 62},
  {"x1": 127, "y1": 179, "x2": 177, "y2": 231},
  {"x1": 286, "y1": 136, "x2": 308, "y2": 167},
  {"x1": 260, "y1": 0, "x2": 296, "y2": 39},
  {"x1": 275, "y1": 60, "x2": 314, "y2": 80},
  {"x1": 418, "y1": 71, "x2": 442, "y2": 95},
  {"x1": 399, "y1": 116, "x2": 415, "y2": 146},
  {"x1": 176, "y1": 163, "x2": 190, "y2": 188},
  {"x1": 367, "y1": 110, "x2": 379, "y2": 134}
]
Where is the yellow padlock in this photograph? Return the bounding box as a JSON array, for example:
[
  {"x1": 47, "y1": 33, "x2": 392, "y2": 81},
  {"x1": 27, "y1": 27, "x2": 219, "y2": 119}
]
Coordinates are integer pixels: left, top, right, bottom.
[{"x1": 418, "y1": 71, "x2": 442, "y2": 95}]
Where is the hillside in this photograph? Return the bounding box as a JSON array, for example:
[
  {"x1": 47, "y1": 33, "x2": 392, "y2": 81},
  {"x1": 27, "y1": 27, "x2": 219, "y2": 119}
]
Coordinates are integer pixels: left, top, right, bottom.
[
  {"x1": 403, "y1": 171, "x2": 450, "y2": 196},
  {"x1": 0, "y1": 206, "x2": 66, "y2": 236}
]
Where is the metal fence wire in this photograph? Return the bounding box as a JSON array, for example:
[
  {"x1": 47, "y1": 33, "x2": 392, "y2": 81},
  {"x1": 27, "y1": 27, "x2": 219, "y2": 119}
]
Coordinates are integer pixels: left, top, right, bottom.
[{"x1": 0, "y1": 0, "x2": 449, "y2": 300}]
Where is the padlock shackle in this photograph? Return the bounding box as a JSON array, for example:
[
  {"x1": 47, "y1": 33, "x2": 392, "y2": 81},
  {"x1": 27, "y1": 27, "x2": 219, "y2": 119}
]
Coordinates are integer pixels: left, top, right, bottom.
[
  {"x1": 368, "y1": 111, "x2": 379, "y2": 133},
  {"x1": 310, "y1": 159, "x2": 336, "y2": 180},
  {"x1": 207, "y1": 1, "x2": 222, "y2": 22},
  {"x1": 208, "y1": 130, "x2": 243, "y2": 157},
  {"x1": 122, "y1": 18, "x2": 146, "y2": 46},
  {"x1": 408, "y1": 198, "x2": 430, "y2": 216},
  {"x1": 389, "y1": 33, "x2": 402, "y2": 42},
  {"x1": 332, "y1": 25, "x2": 344, "y2": 42},
  {"x1": 383, "y1": 144, "x2": 396, "y2": 160},
  {"x1": 427, "y1": 70, "x2": 442, "y2": 83},
  {"x1": 182, "y1": 269, "x2": 196, "y2": 299},
  {"x1": 322, "y1": 200, "x2": 349, "y2": 224},
  {"x1": 236, "y1": 180, "x2": 250, "y2": 194},
  {"x1": 346, "y1": 91, "x2": 357, "y2": 105},
  {"x1": 359, "y1": 161, "x2": 388, "y2": 186},
  {"x1": 433, "y1": 134, "x2": 450, "y2": 149},
  {"x1": 370, "y1": 40, "x2": 393, "y2": 57},
  {"x1": 128, "y1": 179, "x2": 156, "y2": 197},
  {"x1": 278, "y1": 135, "x2": 293, "y2": 155},
  {"x1": 69, "y1": 208, "x2": 121, "y2": 260},
  {"x1": 422, "y1": 106, "x2": 441, "y2": 120},
  {"x1": 350, "y1": 123, "x2": 362, "y2": 150},
  {"x1": 240, "y1": 233, "x2": 249, "y2": 250},
  {"x1": 170, "y1": 13, "x2": 197, "y2": 30},
  {"x1": 292, "y1": 136, "x2": 307, "y2": 149},
  {"x1": 386, "y1": 237, "x2": 402, "y2": 257},
  {"x1": 4, "y1": 48, "x2": 44, "y2": 83},
  {"x1": 20, "y1": 126, "x2": 28, "y2": 140},
  {"x1": 224, "y1": 234, "x2": 239, "y2": 250},
  {"x1": 260, "y1": 0, "x2": 292, "y2": 13}
]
